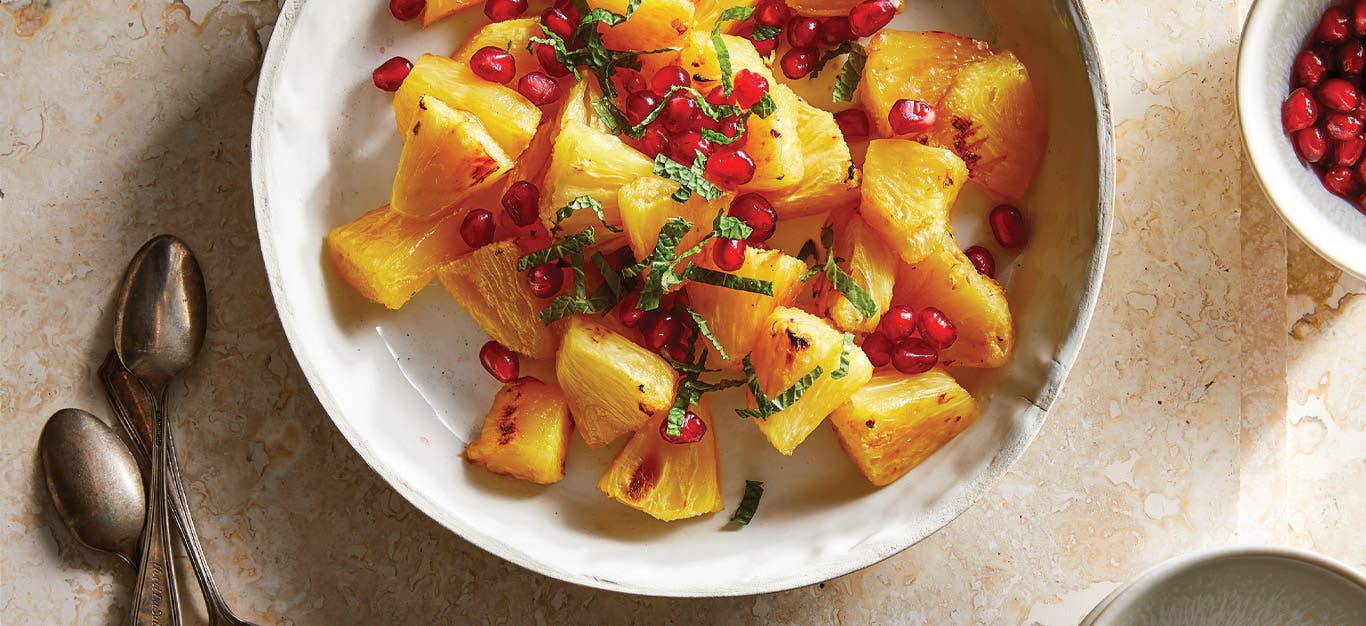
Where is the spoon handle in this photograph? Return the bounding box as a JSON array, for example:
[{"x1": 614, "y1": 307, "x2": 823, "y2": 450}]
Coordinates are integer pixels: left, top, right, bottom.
[{"x1": 130, "y1": 397, "x2": 182, "y2": 626}]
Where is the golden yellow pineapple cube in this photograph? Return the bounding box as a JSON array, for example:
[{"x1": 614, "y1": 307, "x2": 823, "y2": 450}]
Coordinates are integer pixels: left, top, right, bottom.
[
  {"x1": 689, "y1": 246, "x2": 808, "y2": 367},
  {"x1": 453, "y1": 18, "x2": 542, "y2": 71},
  {"x1": 929, "y1": 51, "x2": 1047, "y2": 202},
  {"x1": 393, "y1": 54, "x2": 542, "y2": 157},
  {"x1": 618, "y1": 176, "x2": 729, "y2": 260},
  {"x1": 465, "y1": 378, "x2": 573, "y2": 484},
  {"x1": 436, "y1": 240, "x2": 559, "y2": 360},
  {"x1": 809, "y1": 212, "x2": 898, "y2": 333},
  {"x1": 556, "y1": 316, "x2": 679, "y2": 448},
  {"x1": 540, "y1": 84, "x2": 654, "y2": 231},
  {"x1": 829, "y1": 369, "x2": 978, "y2": 486},
  {"x1": 587, "y1": 0, "x2": 694, "y2": 50},
  {"x1": 748, "y1": 307, "x2": 873, "y2": 455},
  {"x1": 693, "y1": 0, "x2": 756, "y2": 33},
  {"x1": 598, "y1": 397, "x2": 724, "y2": 521},
  {"x1": 859, "y1": 30, "x2": 994, "y2": 138},
  {"x1": 326, "y1": 204, "x2": 468, "y2": 310},
  {"x1": 421, "y1": 0, "x2": 478, "y2": 27},
  {"x1": 765, "y1": 88, "x2": 861, "y2": 218},
  {"x1": 391, "y1": 96, "x2": 513, "y2": 218},
  {"x1": 893, "y1": 235, "x2": 1014, "y2": 368},
  {"x1": 860, "y1": 139, "x2": 968, "y2": 265}
]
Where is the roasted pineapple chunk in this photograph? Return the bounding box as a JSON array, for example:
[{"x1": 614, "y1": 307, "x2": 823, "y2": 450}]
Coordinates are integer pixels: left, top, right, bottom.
[
  {"x1": 394, "y1": 54, "x2": 541, "y2": 157},
  {"x1": 892, "y1": 236, "x2": 1014, "y2": 368},
  {"x1": 618, "y1": 176, "x2": 728, "y2": 260},
  {"x1": 326, "y1": 204, "x2": 467, "y2": 309},
  {"x1": 785, "y1": 0, "x2": 886, "y2": 17},
  {"x1": 748, "y1": 307, "x2": 873, "y2": 454},
  {"x1": 556, "y1": 316, "x2": 679, "y2": 448},
  {"x1": 437, "y1": 240, "x2": 559, "y2": 360},
  {"x1": 860, "y1": 30, "x2": 994, "y2": 138},
  {"x1": 466, "y1": 378, "x2": 573, "y2": 484},
  {"x1": 598, "y1": 397, "x2": 724, "y2": 521},
  {"x1": 453, "y1": 18, "x2": 541, "y2": 70},
  {"x1": 860, "y1": 139, "x2": 968, "y2": 265},
  {"x1": 689, "y1": 246, "x2": 808, "y2": 367},
  {"x1": 810, "y1": 211, "x2": 898, "y2": 333},
  {"x1": 929, "y1": 52, "x2": 1047, "y2": 202},
  {"x1": 421, "y1": 0, "x2": 478, "y2": 27},
  {"x1": 541, "y1": 83, "x2": 654, "y2": 231},
  {"x1": 764, "y1": 88, "x2": 861, "y2": 218},
  {"x1": 829, "y1": 369, "x2": 978, "y2": 486},
  {"x1": 693, "y1": 0, "x2": 756, "y2": 33},
  {"x1": 587, "y1": 0, "x2": 693, "y2": 50},
  {"x1": 392, "y1": 96, "x2": 513, "y2": 218},
  {"x1": 676, "y1": 33, "x2": 804, "y2": 191}
]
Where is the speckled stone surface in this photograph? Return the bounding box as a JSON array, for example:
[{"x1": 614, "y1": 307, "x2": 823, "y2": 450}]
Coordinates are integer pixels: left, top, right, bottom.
[{"x1": 1, "y1": 1, "x2": 1362, "y2": 624}]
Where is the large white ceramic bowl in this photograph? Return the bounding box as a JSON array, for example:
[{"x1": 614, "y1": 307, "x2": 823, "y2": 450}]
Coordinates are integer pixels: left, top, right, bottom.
[
  {"x1": 251, "y1": 0, "x2": 1113, "y2": 595},
  {"x1": 1240, "y1": 0, "x2": 1366, "y2": 280}
]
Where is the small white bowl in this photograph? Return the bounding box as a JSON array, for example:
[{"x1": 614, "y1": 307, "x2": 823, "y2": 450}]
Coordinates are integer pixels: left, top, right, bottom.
[
  {"x1": 1240, "y1": 0, "x2": 1366, "y2": 280},
  {"x1": 1081, "y1": 546, "x2": 1366, "y2": 626}
]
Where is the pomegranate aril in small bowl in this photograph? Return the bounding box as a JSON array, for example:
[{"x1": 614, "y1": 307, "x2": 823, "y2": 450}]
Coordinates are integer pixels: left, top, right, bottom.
[
  {"x1": 484, "y1": 0, "x2": 527, "y2": 22},
  {"x1": 479, "y1": 341, "x2": 520, "y2": 383},
  {"x1": 1337, "y1": 40, "x2": 1366, "y2": 75},
  {"x1": 470, "y1": 46, "x2": 516, "y2": 83},
  {"x1": 1324, "y1": 113, "x2": 1364, "y2": 141},
  {"x1": 517, "y1": 72, "x2": 560, "y2": 106},
  {"x1": 1317, "y1": 78, "x2": 1361, "y2": 113},
  {"x1": 989, "y1": 205, "x2": 1030, "y2": 249},
  {"x1": 1317, "y1": 5, "x2": 1351, "y2": 44},
  {"x1": 1294, "y1": 50, "x2": 1328, "y2": 88},
  {"x1": 1334, "y1": 134, "x2": 1366, "y2": 167},
  {"x1": 1282, "y1": 87, "x2": 1320, "y2": 133},
  {"x1": 460, "y1": 209, "x2": 496, "y2": 248},
  {"x1": 1323, "y1": 165, "x2": 1359, "y2": 197},
  {"x1": 372, "y1": 56, "x2": 413, "y2": 92}
]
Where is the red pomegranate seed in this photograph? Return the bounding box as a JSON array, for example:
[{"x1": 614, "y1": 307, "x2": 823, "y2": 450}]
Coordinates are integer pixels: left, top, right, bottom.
[
  {"x1": 849, "y1": 0, "x2": 896, "y2": 37},
  {"x1": 738, "y1": 22, "x2": 778, "y2": 56},
  {"x1": 641, "y1": 127, "x2": 670, "y2": 157},
  {"x1": 470, "y1": 46, "x2": 516, "y2": 83},
  {"x1": 615, "y1": 68, "x2": 647, "y2": 95},
  {"x1": 501, "y1": 181, "x2": 541, "y2": 227},
  {"x1": 754, "y1": 0, "x2": 790, "y2": 27},
  {"x1": 889, "y1": 99, "x2": 937, "y2": 135},
  {"x1": 861, "y1": 332, "x2": 893, "y2": 367},
  {"x1": 780, "y1": 46, "x2": 818, "y2": 79},
  {"x1": 1338, "y1": 40, "x2": 1366, "y2": 75},
  {"x1": 484, "y1": 0, "x2": 527, "y2": 21},
  {"x1": 705, "y1": 149, "x2": 756, "y2": 188},
  {"x1": 1318, "y1": 78, "x2": 1361, "y2": 112},
  {"x1": 661, "y1": 91, "x2": 700, "y2": 133},
  {"x1": 915, "y1": 307, "x2": 958, "y2": 350},
  {"x1": 553, "y1": 0, "x2": 580, "y2": 21},
  {"x1": 517, "y1": 72, "x2": 560, "y2": 106},
  {"x1": 659, "y1": 410, "x2": 707, "y2": 444},
  {"x1": 989, "y1": 204, "x2": 1030, "y2": 249},
  {"x1": 705, "y1": 85, "x2": 734, "y2": 107},
  {"x1": 535, "y1": 44, "x2": 570, "y2": 77},
  {"x1": 834, "y1": 108, "x2": 871, "y2": 141},
  {"x1": 527, "y1": 262, "x2": 564, "y2": 298},
  {"x1": 372, "y1": 56, "x2": 413, "y2": 92},
  {"x1": 479, "y1": 341, "x2": 519, "y2": 383},
  {"x1": 541, "y1": 7, "x2": 575, "y2": 39},
  {"x1": 1325, "y1": 113, "x2": 1364, "y2": 140},
  {"x1": 1294, "y1": 50, "x2": 1329, "y2": 88},
  {"x1": 1356, "y1": 0, "x2": 1366, "y2": 36},
  {"x1": 878, "y1": 305, "x2": 917, "y2": 341},
  {"x1": 651, "y1": 66, "x2": 691, "y2": 96},
  {"x1": 787, "y1": 16, "x2": 821, "y2": 47},
  {"x1": 713, "y1": 238, "x2": 747, "y2": 271},
  {"x1": 821, "y1": 16, "x2": 853, "y2": 45},
  {"x1": 729, "y1": 193, "x2": 777, "y2": 243},
  {"x1": 892, "y1": 338, "x2": 938, "y2": 375},
  {"x1": 645, "y1": 314, "x2": 684, "y2": 351},
  {"x1": 1335, "y1": 134, "x2": 1366, "y2": 166},
  {"x1": 625, "y1": 91, "x2": 662, "y2": 125},
  {"x1": 459, "y1": 209, "x2": 496, "y2": 247},
  {"x1": 618, "y1": 292, "x2": 646, "y2": 327},
  {"x1": 717, "y1": 117, "x2": 748, "y2": 147},
  {"x1": 1283, "y1": 87, "x2": 1320, "y2": 132},
  {"x1": 1295, "y1": 127, "x2": 1330, "y2": 163},
  {"x1": 389, "y1": 0, "x2": 425, "y2": 21},
  {"x1": 669, "y1": 130, "x2": 714, "y2": 164},
  {"x1": 1318, "y1": 6, "x2": 1351, "y2": 43},
  {"x1": 732, "y1": 69, "x2": 769, "y2": 109},
  {"x1": 1325, "y1": 165, "x2": 1359, "y2": 196},
  {"x1": 964, "y1": 245, "x2": 997, "y2": 278}
]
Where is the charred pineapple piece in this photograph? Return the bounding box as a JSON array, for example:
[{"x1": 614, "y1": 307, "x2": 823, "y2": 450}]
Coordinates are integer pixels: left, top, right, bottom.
[
  {"x1": 688, "y1": 246, "x2": 808, "y2": 367},
  {"x1": 556, "y1": 316, "x2": 679, "y2": 448},
  {"x1": 587, "y1": 0, "x2": 694, "y2": 50},
  {"x1": 393, "y1": 54, "x2": 542, "y2": 157},
  {"x1": 453, "y1": 18, "x2": 542, "y2": 70},
  {"x1": 421, "y1": 0, "x2": 478, "y2": 27},
  {"x1": 541, "y1": 82, "x2": 654, "y2": 231},
  {"x1": 437, "y1": 240, "x2": 559, "y2": 360},
  {"x1": 326, "y1": 204, "x2": 468, "y2": 309},
  {"x1": 859, "y1": 30, "x2": 994, "y2": 138},
  {"x1": 809, "y1": 211, "x2": 898, "y2": 333},
  {"x1": 391, "y1": 96, "x2": 513, "y2": 218},
  {"x1": 693, "y1": 0, "x2": 756, "y2": 33},
  {"x1": 618, "y1": 176, "x2": 729, "y2": 260},
  {"x1": 860, "y1": 139, "x2": 968, "y2": 265},
  {"x1": 598, "y1": 397, "x2": 724, "y2": 521},
  {"x1": 892, "y1": 235, "x2": 1014, "y2": 368},
  {"x1": 466, "y1": 378, "x2": 573, "y2": 484},
  {"x1": 830, "y1": 369, "x2": 978, "y2": 486},
  {"x1": 765, "y1": 88, "x2": 861, "y2": 218}
]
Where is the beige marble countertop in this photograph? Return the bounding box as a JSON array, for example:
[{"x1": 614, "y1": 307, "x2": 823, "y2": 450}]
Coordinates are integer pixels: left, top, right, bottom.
[{"x1": 3, "y1": 0, "x2": 1364, "y2": 623}]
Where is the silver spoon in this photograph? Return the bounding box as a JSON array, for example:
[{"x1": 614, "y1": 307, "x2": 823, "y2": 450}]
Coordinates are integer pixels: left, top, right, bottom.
[
  {"x1": 116, "y1": 235, "x2": 205, "y2": 626},
  {"x1": 39, "y1": 408, "x2": 146, "y2": 566}
]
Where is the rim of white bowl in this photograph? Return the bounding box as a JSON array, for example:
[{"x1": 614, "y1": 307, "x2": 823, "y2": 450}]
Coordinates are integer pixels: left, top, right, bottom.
[{"x1": 249, "y1": 0, "x2": 1116, "y2": 596}]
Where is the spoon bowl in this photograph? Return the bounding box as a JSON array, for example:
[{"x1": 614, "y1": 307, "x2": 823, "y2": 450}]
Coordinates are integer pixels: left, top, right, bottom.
[
  {"x1": 39, "y1": 408, "x2": 145, "y2": 565},
  {"x1": 114, "y1": 235, "x2": 207, "y2": 394}
]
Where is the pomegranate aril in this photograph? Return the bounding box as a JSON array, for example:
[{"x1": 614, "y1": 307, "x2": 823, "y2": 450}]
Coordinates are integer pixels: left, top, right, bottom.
[
  {"x1": 527, "y1": 262, "x2": 565, "y2": 298},
  {"x1": 1338, "y1": 40, "x2": 1366, "y2": 75},
  {"x1": 541, "y1": 7, "x2": 575, "y2": 39},
  {"x1": 1295, "y1": 127, "x2": 1330, "y2": 163},
  {"x1": 717, "y1": 116, "x2": 748, "y2": 147},
  {"x1": 669, "y1": 130, "x2": 714, "y2": 164},
  {"x1": 535, "y1": 44, "x2": 571, "y2": 77},
  {"x1": 848, "y1": 0, "x2": 896, "y2": 37},
  {"x1": 479, "y1": 341, "x2": 520, "y2": 383},
  {"x1": 641, "y1": 127, "x2": 670, "y2": 157},
  {"x1": 989, "y1": 204, "x2": 1030, "y2": 249},
  {"x1": 501, "y1": 181, "x2": 541, "y2": 227},
  {"x1": 650, "y1": 65, "x2": 691, "y2": 96},
  {"x1": 705, "y1": 149, "x2": 757, "y2": 188},
  {"x1": 661, "y1": 91, "x2": 700, "y2": 133},
  {"x1": 713, "y1": 238, "x2": 747, "y2": 271},
  {"x1": 372, "y1": 56, "x2": 413, "y2": 92},
  {"x1": 732, "y1": 69, "x2": 770, "y2": 109},
  {"x1": 915, "y1": 307, "x2": 958, "y2": 350},
  {"x1": 821, "y1": 16, "x2": 853, "y2": 45},
  {"x1": 787, "y1": 16, "x2": 821, "y2": 48},
  {"x1": 964, "y1": 245, "x2": 997, "y2": 278},
  {"x1": 625, "y1": 91, "x2": 662, "y2": 125},
  {"x1": 618, "y1": 292, "x2": 646, "y2": 328},
  {"x1": 1335, "y1": 134, "x2": 1366, "y2": 166},
  {"x1": 780, "y1": 46, "x2": 818, "y2": 79},
  {"x1": 1318, "y1": 78, "x2": 1361, "y2": 112},
  {"x1": 659, "y1": 410, "x2": 707, "y2": 444},
  {"x1": 1356, "y1": 0, "x2": 1366, "y2": 36},
  {"x1": 1326, "y1": 113, "x2": 1364, "y2": 140},
  {"x1": 1317, "y1": 6, "x2": 1351, "y2": 43},
  {"x1": 484, "y1": 0, "x2": 527, "y2": 21},
  {"x1": 517, "y1": 72, "x2": 560, "y2": 106},
  {"x1": 861, "y1": 332, "x2": 893, "y2": 368},
  {"x1": 834, "y1": 108, "x2": 871, "y2": 141},
  {"x1": 615, "y1": 68, "x2": 647, "y2": 95},
  {"x1": 739, "y1": 22, "x2": 779, "y2": 56},
  {"x1": 892, "y1": 338, "x2": 938, "y2": 375},
  {"x1": 644, "y1": 314, "x2": 684, "y2": 352},
  {"x1": 1283, "y1": 87, "x2": 1320, "y2": 132},
  {"x1": 389, "y1": 0, "x2": 425, "y2": 21},
  {"x1": 754, "y1": 0, "x2": 790, "y2": 27},
  {"x1": 889, "y1": 99, "x2": 937, "y2": 135},
  {"x1": 1294, "y1": 50, "x2": 1329, "y2": 88},
  {"x1": 1325, "y1": 165, "x2": 1359, "y2": 196},
  {"x1": 459, "y1": 209, "x2": 496, "y2": 247},
  {"x1": 878, "y1": 305, "x2": 917, "y2": 341},
  {"x1": 728, "y1": 193, "x2": 777, "y2": 243},
  {"x1": 705, "y1": 85, "x2": 734, "y2": 107},
  {"x1": 470, "y1": 46, "x2": 516, "y2": 83}
]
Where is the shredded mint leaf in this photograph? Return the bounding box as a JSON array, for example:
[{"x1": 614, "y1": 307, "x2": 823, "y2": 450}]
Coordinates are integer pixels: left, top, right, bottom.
[
  {"x1": 682, "y1": 265, "x2": 773, "y2": 296},
  {"x1": 553, "y1": 196, "x2": 621, "y2": 233},
  {"x1": 625, "y1": 0, "x2": 643, "y2": 17},
  {"x1": 538, "y1": 290, "x2": 613, "y2": 324},
  {"x1": 826, "y1": 263, "x2": 878, "y2": 319},
  {"x1": 736, "y1": 356, "x2": 824, "y2": 419},
  {"x1": 653, "y1": 154, "x2": 723, "y2": 203},
  {"x1": 665, "y1": 382, "x2": 698, "y2": 436},
  {"x1": 831, "y1": 332, "x2": 855, "y2": 379},
  {"x1": 517, "y1": 227, "x2": 596, "y2": 271},
  {"x1": 749, "y1": 92, "x2": 776, "y2": 118},
  {"x1": 568, "y1": 251, "x2": 587, "y2": 297},
  {"x1": 729, "y1": 480, "x2": 764, "y2": 527},
  {"x1": 796, "y1": 239, "x2": 820, "y2": 263},
  {"x1": 711, "y1": 7, "x2": 755, "y2": 95},
  {"x1": 811, "y1": 41, "x2": 861, "y2": 78},
  {"x1": 682, "y1": 305, "x2": 729, "y2": 361},
  {"x1": 593, "y1": 97, "x2": 629, "y2": 134},
  {"x1": 713, "y1": 215, "x2": 754, "y2": 241},
  {"x1": 751, "y1": 24, "x2": 780, "y2": 41},
  {"x1": 625, "y1": 85, "x2": 743, "y2": 139},
  {"x1": 832, "y1": 47, "x2": 867, "y2": 102},
  {"x1": 590, "y1": 251, "x2": 623, "y2": 298},
  {"x1": 530, "y1": 26, "x2": 582, "y2": 81},
  {"x1": 701, "y1": 126, "x2": 744, "y2": 145},
  {"x1": 632, "y1": 217, "x2": 695, "y2": 310},
  {"x1": 579, "y1": 7, "x2": 626, "y2": 27}
]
